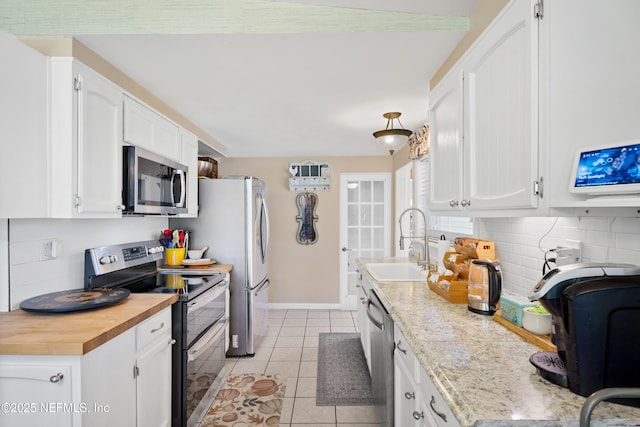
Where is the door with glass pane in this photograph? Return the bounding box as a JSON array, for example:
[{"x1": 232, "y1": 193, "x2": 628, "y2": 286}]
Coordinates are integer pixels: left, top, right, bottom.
[{"x1": 339, "y1": 173, "x2": 391, "y2": 309}]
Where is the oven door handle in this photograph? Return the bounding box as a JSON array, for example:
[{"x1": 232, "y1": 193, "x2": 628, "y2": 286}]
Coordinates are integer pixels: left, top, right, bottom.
[
  {"x1": 187, "y1": 280, "x2": 228, "y2": 311},
  {"x1": 187, "y1": 319, "x2": 227, "y2": 362}
]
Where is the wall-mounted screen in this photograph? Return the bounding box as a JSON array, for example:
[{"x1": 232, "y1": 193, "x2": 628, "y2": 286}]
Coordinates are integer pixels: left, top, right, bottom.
[{"x1": 570, "y1": 141, "x2": 640, "y2": 196}]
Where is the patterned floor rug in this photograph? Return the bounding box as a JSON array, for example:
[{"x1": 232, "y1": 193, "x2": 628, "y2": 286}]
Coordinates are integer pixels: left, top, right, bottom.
[
  {"x1": 316, "y1": 332, "x2": 375, "y2": 406},
  {"x1": 199, "y1": 373, "x2": 287, "y2": 427}
]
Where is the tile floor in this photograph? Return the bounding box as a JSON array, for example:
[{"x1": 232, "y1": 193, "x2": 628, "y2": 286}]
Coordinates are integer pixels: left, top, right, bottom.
[{"x1": 223, "y1": 309, "x2": 380, "y2": 427}]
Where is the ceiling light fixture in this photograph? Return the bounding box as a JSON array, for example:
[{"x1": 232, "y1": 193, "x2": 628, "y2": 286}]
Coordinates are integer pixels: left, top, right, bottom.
[{"x1": 372, "y1": 112, "x2": 413, "y2": 155}]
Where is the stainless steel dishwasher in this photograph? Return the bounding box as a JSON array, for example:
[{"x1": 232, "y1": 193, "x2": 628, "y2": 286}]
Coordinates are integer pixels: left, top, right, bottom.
[{"x1": 366, "y1": 288, "x2": 394, "y2": 427}]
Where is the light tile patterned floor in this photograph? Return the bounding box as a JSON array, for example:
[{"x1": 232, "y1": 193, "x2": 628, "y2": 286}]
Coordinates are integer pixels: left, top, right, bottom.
[{"x1": 223, "y1": 309, "x2": 380, "y2": 427}]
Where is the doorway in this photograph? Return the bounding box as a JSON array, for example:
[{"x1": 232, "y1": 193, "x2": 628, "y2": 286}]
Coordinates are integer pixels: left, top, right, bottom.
[{"x1": 339, "y1": 173, "x2": 391, "y2": 310}]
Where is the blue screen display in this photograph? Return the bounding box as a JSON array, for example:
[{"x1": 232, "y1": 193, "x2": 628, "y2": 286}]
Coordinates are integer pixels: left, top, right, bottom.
[{"x1": 575, "y1": 142, "x2": 640, "y2": 187}]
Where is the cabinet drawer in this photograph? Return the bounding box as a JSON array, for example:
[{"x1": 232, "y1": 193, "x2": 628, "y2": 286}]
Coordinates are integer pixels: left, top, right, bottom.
[
  {"x1": 419, "y1": 367, "x2": 460, "y2": 427},
  {"x1": 136, "y1": 308, "x2": 171, "y2": 350},
  {"x1": 394, "y1": 325, "x2": 419, "y2": 383}
]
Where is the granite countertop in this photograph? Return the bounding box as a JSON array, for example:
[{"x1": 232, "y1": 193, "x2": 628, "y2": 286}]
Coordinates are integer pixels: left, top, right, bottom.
[{"x1": 356, "y1": 258, "x2": 640, "y2": 427}]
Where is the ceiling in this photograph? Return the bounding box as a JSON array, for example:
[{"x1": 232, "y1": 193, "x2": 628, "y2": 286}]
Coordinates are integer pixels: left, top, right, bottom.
[{"x1": 6, "y1": 0, "x2": 480, "y2": 157}]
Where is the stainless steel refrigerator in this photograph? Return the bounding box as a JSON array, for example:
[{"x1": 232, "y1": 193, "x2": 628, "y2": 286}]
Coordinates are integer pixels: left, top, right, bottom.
[{"x1": 171, "y1": 176, "x2": 270, "y2": 356}]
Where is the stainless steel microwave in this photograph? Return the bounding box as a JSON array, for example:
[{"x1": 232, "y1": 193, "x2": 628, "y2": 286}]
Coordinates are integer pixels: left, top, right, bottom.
[{"x1": 123, "y1": 146, "x2": 188, "y2": 215}]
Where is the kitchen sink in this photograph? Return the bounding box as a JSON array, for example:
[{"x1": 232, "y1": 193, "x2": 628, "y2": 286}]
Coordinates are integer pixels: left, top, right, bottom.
[{"x1": 365, "y1": 263, "x2": 427, "y2": 282}]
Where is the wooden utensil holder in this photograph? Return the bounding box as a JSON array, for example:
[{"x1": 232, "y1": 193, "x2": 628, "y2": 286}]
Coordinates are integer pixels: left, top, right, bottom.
[{"x1": 427, "y1": 270, "x2": 468, "y2": 304}]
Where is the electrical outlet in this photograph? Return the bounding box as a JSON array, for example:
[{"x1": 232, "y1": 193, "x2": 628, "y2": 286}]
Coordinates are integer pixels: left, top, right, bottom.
[
  {"x1": 40, "y1": 240, "x2": 62, "y2": 261},
  {"x1": 555, "y1": 239, "x2": 582, "y2": 266}
]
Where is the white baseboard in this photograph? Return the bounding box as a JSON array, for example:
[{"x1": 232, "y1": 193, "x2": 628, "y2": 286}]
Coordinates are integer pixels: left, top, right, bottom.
[{"x1": 268, "y1": 302, "x2": 343, "y2": 310}]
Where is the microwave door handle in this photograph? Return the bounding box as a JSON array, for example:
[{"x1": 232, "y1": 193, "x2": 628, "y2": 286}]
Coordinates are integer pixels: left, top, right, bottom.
[{"x1": 172, "y1": 170, "x2": 187, "y2": 208}]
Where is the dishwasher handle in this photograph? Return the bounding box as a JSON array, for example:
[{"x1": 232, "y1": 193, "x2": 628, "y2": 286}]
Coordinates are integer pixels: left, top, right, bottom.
[{"x1": 366, "y1": 298, "x2": 385, "y2": 331}]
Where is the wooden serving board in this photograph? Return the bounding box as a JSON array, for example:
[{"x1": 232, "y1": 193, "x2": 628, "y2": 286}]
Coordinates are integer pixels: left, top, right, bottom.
[{"x1": 494, "y1": 310, "x2": 556, "y2": 352}]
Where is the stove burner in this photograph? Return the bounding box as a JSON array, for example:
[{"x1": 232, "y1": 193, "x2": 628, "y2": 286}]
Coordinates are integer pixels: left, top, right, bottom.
[{"x1": 530, "y1": 351, "x2": 568, "y2": 388}]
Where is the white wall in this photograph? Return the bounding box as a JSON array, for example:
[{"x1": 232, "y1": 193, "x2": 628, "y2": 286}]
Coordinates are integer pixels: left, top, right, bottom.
[
  {"x1": 476, "y1": 216, "x2": 640, "y2": 297},
  {"x1": 5, "y1": 217, "x2": 167, "y2": 311}
]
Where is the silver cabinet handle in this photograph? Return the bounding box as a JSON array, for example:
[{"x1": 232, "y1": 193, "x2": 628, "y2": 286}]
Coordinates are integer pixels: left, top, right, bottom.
[
  {"x1": 396, "y1": 340, "x2": 407, "y2": 354},
  {"x1": 404, "y1": 391, "x2": 415, "y2": 400},
  {"x1": 413, "y1": 411, "x2": 424, "y2": 420},
  {"x1": 430, "y1": 395, "x2": 447, "y2": 422},
  {"x1": 49, "y1": 373, "x2": 64, "y2": 383},
  {"x1": 449, "y1": 200, "x2": 459, "y2": 207},
  {"x1": 460, "y1": 199, "x2": 470, "y2": 207},
  {"x1": 150, "y1": 322, "x2": 165, "y2": 334},
  {"x1": 169, "y1": 338, "x2": 177, "y2": 345}
]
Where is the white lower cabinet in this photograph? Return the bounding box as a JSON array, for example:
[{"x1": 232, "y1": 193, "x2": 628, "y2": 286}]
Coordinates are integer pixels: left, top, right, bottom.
[
  {"x1": 0, "y1": 307, "x2": 173, "y2": 426},
  {"x1": 419, "y1": 368, "x2": 459, "y2": 427},
  {"x1": 135, "y1": 308, "x2": 173, "y2": 427},
  {"x1": 394, "y1": 325, "x2": 460, "y2": 427}
]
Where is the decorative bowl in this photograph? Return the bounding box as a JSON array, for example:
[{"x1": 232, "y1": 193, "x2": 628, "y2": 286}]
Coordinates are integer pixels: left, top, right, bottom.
[{"x1": 522, "y1": 306, "x2": 552, "y2": 335}]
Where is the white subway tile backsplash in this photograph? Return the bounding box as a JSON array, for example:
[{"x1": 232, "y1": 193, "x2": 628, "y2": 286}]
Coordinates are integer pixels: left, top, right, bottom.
[{"x1": 476, "y1": 215, "x2": 640, "y2": 298}]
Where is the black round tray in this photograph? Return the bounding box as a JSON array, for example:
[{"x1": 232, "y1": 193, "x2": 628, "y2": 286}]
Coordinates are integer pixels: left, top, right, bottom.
[{"x1": 20, "y1": 288, "x2": 130, "y2": 313}]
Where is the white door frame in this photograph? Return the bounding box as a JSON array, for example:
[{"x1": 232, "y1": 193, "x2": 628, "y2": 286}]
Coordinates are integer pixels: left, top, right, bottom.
[{"x1": 339, "y1": 172, "x2": 392, "y2": 310}]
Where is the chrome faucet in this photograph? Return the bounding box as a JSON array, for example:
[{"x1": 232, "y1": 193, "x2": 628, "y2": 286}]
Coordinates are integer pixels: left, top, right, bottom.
[{"x1": 398, "y1": 208, "x2": 431, "y2": 270}]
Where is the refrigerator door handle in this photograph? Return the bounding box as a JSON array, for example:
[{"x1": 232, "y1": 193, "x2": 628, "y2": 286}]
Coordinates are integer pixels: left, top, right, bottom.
[
  {"x1": 260, "y1": 197, "x2": 270, "y2": 262},
  {"x1": 249, "y1": 277, "x2": 270, "y2": 294}
]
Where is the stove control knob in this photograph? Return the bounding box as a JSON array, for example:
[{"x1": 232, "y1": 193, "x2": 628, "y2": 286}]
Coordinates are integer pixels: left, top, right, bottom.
[
  {"x1": 109, "y1": 255, "x2": 118, "y2": 263},
  {"x1": 148, "y1": 246, "x2": 163, "y2": 254},
  {"x1": 99, "y1": 256, "x2": 111, "y2": 265}
]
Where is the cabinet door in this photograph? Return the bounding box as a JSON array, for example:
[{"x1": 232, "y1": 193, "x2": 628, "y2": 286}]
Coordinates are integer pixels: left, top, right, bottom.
[
  {"x1": 136, "y1": 333, "x2": 173, "y2": 427},
  {"x1": 394, "y1": 354, "x2": 420, "y2": 427},
  {"x1": 123, "y1": 95, "x2": 181, "y2": 162},
  {"x1": 429, "y1": 68, "x2": 464, "y2": 211},
  {"x1": 180, "y1": 129, "x2": 199, "y2": 217},
  {"x1": 74, "y1": 62, "x2": 124, "y2": 217},
  {"x1": 0, "y1": 364, "x2": 73, "y2": 427},
  {"x1": 82, "y1": 328, "x2": 136, "y2": 427},
  {"x1": 0, "y1": 33, "x2": 48, "y2": 218},
  {"x1": 463, "y1": 0, "x2": 539, "y2": 210}
]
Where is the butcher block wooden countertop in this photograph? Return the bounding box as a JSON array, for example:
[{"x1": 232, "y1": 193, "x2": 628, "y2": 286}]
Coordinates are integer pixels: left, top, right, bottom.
[{"x1": 0, "y1": 294, "x2": 177, "y2": 356}]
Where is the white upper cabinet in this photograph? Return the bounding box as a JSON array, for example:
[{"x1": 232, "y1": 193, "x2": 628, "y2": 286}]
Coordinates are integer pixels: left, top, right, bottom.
[
  {"x1": 543, "y1": 0, "x2": 640, "y2": 210},
  {"x1": 50, "y1": 59, "x2": 124, "y2": 218},
  {"x1": 0, "y1": 33, "x2": 48, "y2": 218},
  {"x1": 429, "y1": 0, "x2": 640, "y2": 215},
  {"x1": 180, "y1": 128, "x2": 199, "y2": 217},
  {"x1": 429, "y1": 0, "x2": 540, "y2": 215},
  {"x1": 463, "y1": 0, "x2": 538, "y2": 211},
  {"x1": 124, "y1": 95, "x2": 181, "y2": 162},
  {"x1": 0, "y1": 40, "x2": 124, "y2": 219},
  {"x1": 429, "y1": 67, "x2": 464, "y2": 211}
]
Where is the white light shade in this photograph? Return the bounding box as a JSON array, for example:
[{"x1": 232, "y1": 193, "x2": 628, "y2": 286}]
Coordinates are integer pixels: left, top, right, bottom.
[
  {"x1": 372, "y1": 112, "x2": 412, "y2": 155},
  {"x1": 374, "y1": 131, "x2": 411, "y2": 152}
]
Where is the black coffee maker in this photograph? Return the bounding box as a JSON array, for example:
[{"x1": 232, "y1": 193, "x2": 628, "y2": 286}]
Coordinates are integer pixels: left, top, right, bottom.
[{"x1": 528, "y1": 263, "x2": 640, "y2": 404}]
